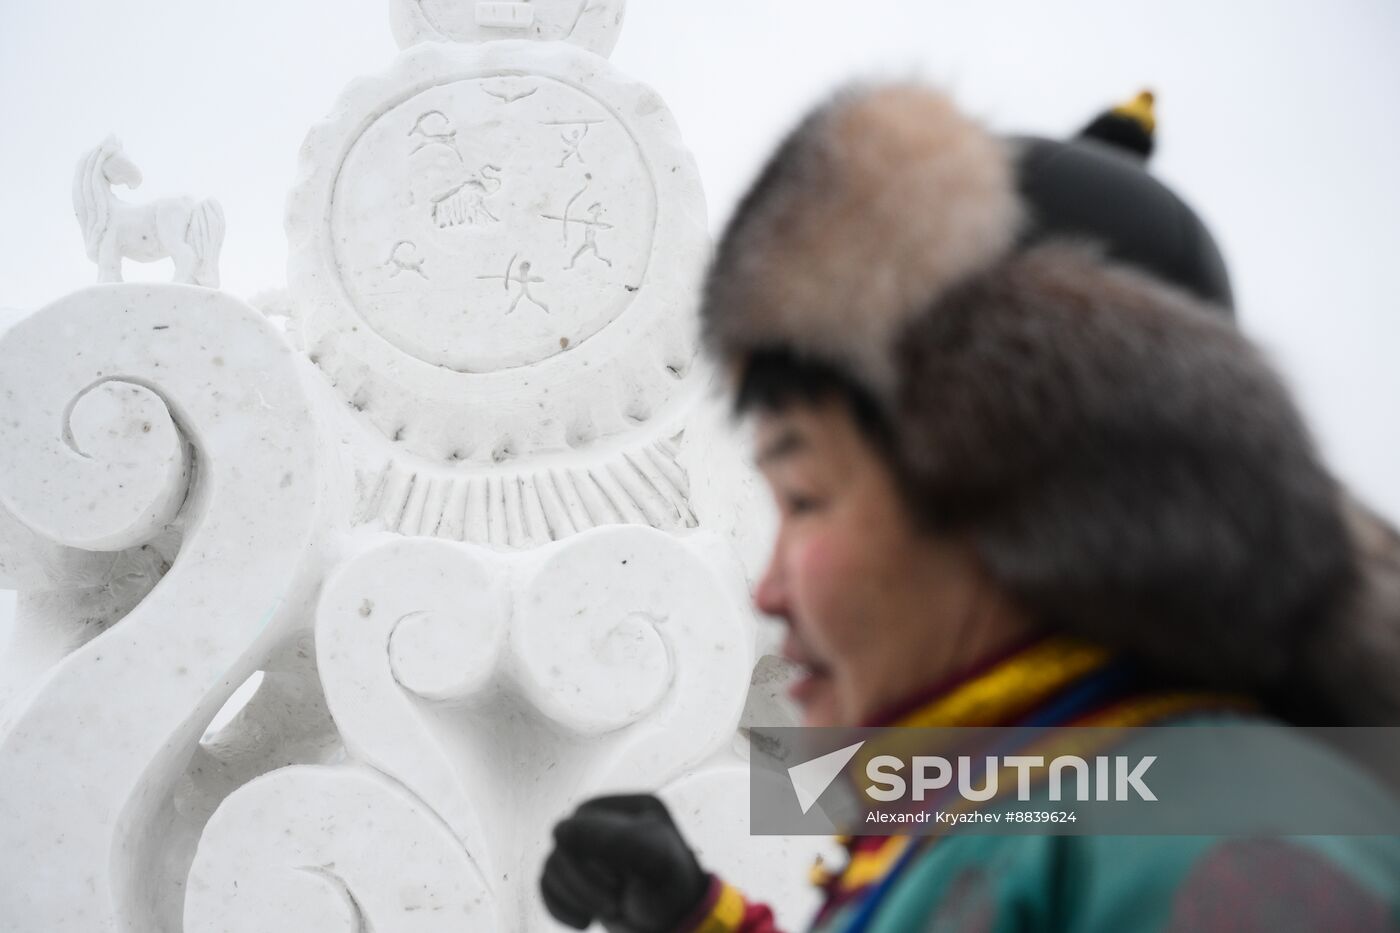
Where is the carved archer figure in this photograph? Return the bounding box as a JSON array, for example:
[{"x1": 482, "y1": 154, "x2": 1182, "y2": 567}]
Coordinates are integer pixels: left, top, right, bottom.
[
  {"x1": 477, "y1": 254, "x2": 550, "y2": 314},
  {"x1": 73, "y1": 137, "x2": 225, "y2": 287},
  {"x1": 567, "y1": 203, "x2": 613, "y2": 270}
]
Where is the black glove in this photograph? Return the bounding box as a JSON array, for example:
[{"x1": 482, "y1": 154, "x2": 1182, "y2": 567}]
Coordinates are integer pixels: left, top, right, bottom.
[{"x1": 541, "y1": 794, "x2": 710, "y2": 933}]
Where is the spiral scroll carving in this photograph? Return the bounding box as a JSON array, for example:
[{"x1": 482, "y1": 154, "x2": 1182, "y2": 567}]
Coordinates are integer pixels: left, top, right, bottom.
[
  {"x1": 316, "y1": 536, "x2": 505, "y2": 872},
  {"x1": 0, "y1": 284, "x2": 326, "y2": 930},
  {"x1": 185, "y1": 765, "x2": 498, "y2": 933},
  {"x1": 313, "y1": 525, "x2": 754, "y2": 923}
]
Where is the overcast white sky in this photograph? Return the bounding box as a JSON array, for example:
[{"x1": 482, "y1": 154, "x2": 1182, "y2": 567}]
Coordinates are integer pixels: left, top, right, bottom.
[{"x1": 1, "y1": 1, "x2": 1398, "y2": 642}]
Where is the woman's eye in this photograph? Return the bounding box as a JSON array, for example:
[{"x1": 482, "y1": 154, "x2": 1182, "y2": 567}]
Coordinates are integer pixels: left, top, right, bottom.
[{"x1": 786, "y1": 493, "x2": 823, "y2": 515}]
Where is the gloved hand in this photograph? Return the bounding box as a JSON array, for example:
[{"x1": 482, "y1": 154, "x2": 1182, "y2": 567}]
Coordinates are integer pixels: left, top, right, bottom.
[{"x1": 541, "y1": 794, "x2": 710, "y2": 933}]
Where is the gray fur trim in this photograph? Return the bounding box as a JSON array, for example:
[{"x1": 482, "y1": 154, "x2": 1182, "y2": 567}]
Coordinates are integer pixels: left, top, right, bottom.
[
  {"x1": 895, "y1": 242, "x2": 1358, "y2": 703},
  {"x1": 702, "y1": 83, "x2": 1021, "y2": 398},
  {"x1": 1298, "y1": 497, "x2": 1400, "y2": 723}
]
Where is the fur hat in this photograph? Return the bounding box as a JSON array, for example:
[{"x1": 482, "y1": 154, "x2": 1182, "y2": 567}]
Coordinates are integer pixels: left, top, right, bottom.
[{"x1": 702, "y1": 83, "x2": 1400, "y2": 723}]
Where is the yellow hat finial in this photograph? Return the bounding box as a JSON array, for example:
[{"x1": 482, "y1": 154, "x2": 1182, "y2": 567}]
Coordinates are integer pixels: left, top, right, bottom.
[{"x1": 1111, "y1": 89, "x2": 1157, "y2": 136}]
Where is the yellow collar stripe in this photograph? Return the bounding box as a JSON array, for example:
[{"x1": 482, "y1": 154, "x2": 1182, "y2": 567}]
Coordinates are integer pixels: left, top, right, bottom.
[
  {"x1": 893, "y1": 637, "x2": 1110, "y2": 728},
  {"x1": 693, "y1": 882, "x2": 747, "y2": 933},
  {"x1": 837, "y1": 837, "x2": 914, "y2": 891}
]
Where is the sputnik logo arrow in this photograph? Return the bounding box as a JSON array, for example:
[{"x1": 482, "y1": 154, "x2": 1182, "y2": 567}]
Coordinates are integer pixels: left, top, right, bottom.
[{"x1": 788, "y1": 740, "x2": 865, "y2": 814}]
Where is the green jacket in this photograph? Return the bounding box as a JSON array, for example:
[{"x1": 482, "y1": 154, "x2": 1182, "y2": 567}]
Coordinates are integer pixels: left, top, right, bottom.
[{"x1": 816, "y1": 721, "x2": 1400, "y2": 932}]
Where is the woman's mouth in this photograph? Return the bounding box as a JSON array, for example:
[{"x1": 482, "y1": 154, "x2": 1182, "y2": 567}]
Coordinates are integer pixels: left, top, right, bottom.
[
  {"x1": 788, "y1": 664, "x2": 833, "y2": 706},
  {"x1": 781, "y1": 634, "x2": 833, "y2": 706}
]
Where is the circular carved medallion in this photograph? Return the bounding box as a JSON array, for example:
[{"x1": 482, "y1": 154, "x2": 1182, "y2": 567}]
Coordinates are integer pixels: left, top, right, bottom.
[{"x1": 288, "y1": 42, "x2": 707, "y2": 464}]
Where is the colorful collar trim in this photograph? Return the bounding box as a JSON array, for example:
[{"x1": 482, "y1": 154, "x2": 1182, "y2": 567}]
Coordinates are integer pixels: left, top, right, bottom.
[
  {"x1": 811, "y1": 635, "x2": 1255, "y2": 916},
  {"x1": 869, "y1": 634, "x2": 1111, "y2": 729}
]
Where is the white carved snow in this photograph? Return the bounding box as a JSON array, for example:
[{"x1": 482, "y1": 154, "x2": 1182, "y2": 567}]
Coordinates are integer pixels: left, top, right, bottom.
[
  {"x1": 391, "y1": 0, "x2": 629, "y2": 58},
  {"x1": 0, "y1": 5, "x2": 819, "y2": 931},
  {"x1": 73, "y1": 138, "x2": 226, "y2": 288}
]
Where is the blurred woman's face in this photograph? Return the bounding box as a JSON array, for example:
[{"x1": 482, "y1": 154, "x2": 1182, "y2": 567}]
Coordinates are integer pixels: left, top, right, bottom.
[{"x1": 752, "y1": 398, "x2": 1028, "y2": 727}]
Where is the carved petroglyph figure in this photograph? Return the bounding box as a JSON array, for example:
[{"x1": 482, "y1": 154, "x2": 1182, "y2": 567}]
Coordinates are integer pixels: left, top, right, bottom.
[
  {"x1": 542, "y1": 118, "x2": 603, "y2": 168},
  {"x1": 558, "y1": 124, "x2": 588, "y2": 167},
  {"x1": 431, "y1": 164, "x2": 504, "y2": 228},
  {"x1": 477, "y1": 254, "x2": 550, "y2": 314},
  {"x1": 543, "y1": 181, "x2": 614, "y2": 268},
  {"x1": 408, "y1": 110, "x2": 463, "y2": 160},
  {"x1": 567, "y1": 203, "x2": 613, "y2": 269},
  {"x1": 554, "y1": 172, "x2": 591, "y2": 242},
  {"x1": 72, "y1": 137, "x2": 225, "y2": 287},
  {"x1": 541, "y1": 172, "x2": 610, "y2": 246},
  {"x1": 385, "y1": 241, "x2": 428, "y2": 279},
  {"x1": 483, "y1": 84, "x2": 539, "y2": 105}
]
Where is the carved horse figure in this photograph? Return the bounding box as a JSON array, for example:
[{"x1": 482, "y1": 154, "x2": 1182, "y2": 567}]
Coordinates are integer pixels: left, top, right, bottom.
[{"x1": 72, "y1": 136, "x2": 226, "y2": 287}]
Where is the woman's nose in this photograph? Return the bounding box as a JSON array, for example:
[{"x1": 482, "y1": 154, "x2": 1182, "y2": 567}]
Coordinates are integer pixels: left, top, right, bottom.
[{"x1": 753, "y1": 549, "x2": 788, "y2": 618}]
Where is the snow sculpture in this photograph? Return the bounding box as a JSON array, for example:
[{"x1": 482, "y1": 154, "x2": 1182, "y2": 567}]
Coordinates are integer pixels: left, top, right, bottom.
[
  {"x1": 73, "y1": 137, "x2": 226, "y2": 287},
  {"x1": 391, "y1": 0, "x2": 628, "y2": 57},
  {"x1": 0, "y1": 5, "x2": 819, "y2": 931},
  {"x1": 286, "y1": 39, "x2": 709, "y2": 510},
  {"x1": 0, "y1": 286, "x2": 327, "y2": 931}
]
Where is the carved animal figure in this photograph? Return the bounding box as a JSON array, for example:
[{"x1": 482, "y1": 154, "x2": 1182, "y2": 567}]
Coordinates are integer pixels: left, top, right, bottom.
[
  {"x1": 432, "y1": 164, "x2": 504, "y2": 228},
  {"x1": 73, "y1": 136, "x2": 225, "y2": 287}
]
